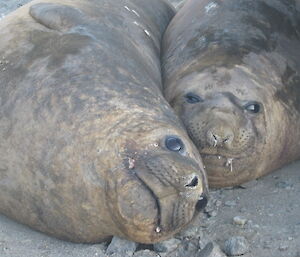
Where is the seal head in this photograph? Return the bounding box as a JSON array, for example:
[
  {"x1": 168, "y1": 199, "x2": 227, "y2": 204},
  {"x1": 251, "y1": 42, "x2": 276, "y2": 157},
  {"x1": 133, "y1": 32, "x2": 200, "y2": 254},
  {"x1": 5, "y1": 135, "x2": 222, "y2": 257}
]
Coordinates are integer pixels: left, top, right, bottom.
[
  {"x1": 106, "y1": 133, "x2": 208, "y2": 242},
  {"x1": 162, "y1": 0, "x2": 300, "y2": 187}
]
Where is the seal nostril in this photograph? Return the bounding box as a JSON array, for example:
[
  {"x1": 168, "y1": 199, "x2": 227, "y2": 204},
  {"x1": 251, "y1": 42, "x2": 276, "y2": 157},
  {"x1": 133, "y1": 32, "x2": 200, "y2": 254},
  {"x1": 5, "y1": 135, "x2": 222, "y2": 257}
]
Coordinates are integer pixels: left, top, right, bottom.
[
  {"x1": 185, "y1": 176, "x2": 198, "y2": 187},
  {"x1": 195, "y1": 194, "x2": 208, "y2": 211}
]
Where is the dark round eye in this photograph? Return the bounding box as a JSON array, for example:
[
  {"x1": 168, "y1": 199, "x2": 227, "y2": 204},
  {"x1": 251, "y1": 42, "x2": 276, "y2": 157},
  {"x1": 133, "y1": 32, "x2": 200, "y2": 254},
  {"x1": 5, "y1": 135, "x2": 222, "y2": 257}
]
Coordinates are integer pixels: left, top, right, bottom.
[
  {"x1": 165, "y1": 136, "x2": 185, "y2": 152},
  {"x1": 244, "y1": 102, "x2": 261, "y2": 114},
  {"x1": 185, "y1": 92, "x2": 203, "y2": 104}
]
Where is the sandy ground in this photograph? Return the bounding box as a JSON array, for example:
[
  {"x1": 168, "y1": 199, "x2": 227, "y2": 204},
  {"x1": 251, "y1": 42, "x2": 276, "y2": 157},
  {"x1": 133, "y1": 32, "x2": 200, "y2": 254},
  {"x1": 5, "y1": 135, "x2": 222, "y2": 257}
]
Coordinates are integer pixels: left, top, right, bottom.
[{"x1": 0, "y1": 0, "x2": 299, "y2": 256}]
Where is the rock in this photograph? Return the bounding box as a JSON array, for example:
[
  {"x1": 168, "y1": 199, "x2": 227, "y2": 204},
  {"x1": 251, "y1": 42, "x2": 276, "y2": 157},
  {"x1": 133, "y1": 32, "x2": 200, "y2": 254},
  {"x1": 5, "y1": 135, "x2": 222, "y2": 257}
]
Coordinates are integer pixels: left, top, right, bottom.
[
  {"x1": 223, "y1": 236, "x2": 249, "y2": 256},
  {"x1": 182, "y1": 238, "x2": 200, "y2": 254},
  {"x1": 106, "y1": 236, "x2": 137, "y2": 257},
  {"x1": 279, "y1": 243, "x2": 289, "y2": 251},
  {"x1": 243, "y1": 219, "x2": 260, "y2": 230},
  {"x1": 239, "y1": 207, "x2": 247, "y2": 213},
  {"x1": 232, "y1": 216, "x2": 248, "y2": 226},
  {"x1": 153, "y1": 238, "x2": 181, "y2": 253},
  {"x1": 197, "y1": 242, "x2": 227, "y2": 257},
  {"x1": 215, "y1": 200, "x2": 222, "y2": 207},
  {"x1": 133, "y1": 250, "x2": 159, "y2": 257},
  {"x1": 199, "y1": 237, "x2": 211, "y2": 250},
  {"x1": 276, "y1": 181, "x2": 293, "y2": 189},
  {"x1": 208, "y1": 210, "x2": 218, "y2": 217},
  {"x1": 263, "y1": 241, "x2": 272, "y2": 249},
  {"x1": 166, "y1": 237, "x2": 200, "y2": 257},
  {"x1": 67, "y1": 245, "x2": 106, "y2": 257},
  {"x1": 178, "y1": 224, "x2": 203, "y2": 239}
]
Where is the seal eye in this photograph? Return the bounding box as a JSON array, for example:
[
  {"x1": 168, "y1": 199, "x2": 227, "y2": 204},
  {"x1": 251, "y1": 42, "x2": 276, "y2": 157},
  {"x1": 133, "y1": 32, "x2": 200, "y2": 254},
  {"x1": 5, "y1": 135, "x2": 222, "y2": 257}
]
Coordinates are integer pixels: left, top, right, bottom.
[
  {"x1": 244, "y1": 102, "x2": 261, "y2": 114},
  {"x1": 185, "y1": 93, "x2": 203, "y2": 103},
  {"x1": 165, "y1": 136, "x2": 185, "y2": 152}
]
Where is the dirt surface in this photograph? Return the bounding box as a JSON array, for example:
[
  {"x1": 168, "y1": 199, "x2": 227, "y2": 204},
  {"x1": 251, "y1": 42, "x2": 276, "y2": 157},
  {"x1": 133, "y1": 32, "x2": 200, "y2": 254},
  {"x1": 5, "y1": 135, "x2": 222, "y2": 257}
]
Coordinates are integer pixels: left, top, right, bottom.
[{"x1": 0, "y1": 0, "x2": 299, "y2": 256}]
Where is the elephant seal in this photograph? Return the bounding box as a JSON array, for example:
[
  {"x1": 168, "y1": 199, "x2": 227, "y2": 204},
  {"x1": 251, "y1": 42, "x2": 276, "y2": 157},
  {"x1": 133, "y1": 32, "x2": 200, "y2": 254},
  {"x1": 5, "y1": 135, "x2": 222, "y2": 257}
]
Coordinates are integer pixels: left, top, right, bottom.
[
  {"x1": 162, "y1": 0, "x2": 300, "y2": 188},
  {"x1": 0, "y1": 0, "x2": 208, "y2": 243}
]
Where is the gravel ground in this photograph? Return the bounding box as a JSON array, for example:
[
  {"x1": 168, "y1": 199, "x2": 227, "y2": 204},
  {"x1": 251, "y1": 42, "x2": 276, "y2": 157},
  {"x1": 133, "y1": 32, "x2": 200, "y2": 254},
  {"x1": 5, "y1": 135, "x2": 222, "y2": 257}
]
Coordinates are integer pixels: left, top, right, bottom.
[
  {"x1": 0, "y1": 0, "x2": 31, "y2": 19},
  {"x1": 0, "y1": 1, "x2": 299, "y2": 256}
]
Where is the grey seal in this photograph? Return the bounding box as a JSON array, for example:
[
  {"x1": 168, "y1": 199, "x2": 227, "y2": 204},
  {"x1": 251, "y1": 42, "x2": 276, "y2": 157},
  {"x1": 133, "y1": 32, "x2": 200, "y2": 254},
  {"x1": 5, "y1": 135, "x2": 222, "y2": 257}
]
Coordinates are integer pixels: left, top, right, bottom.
[
  {"x1": 0, "y1": 0, "x2": 208, "y2": 243},
  {"x1": 162, "y1": 0, "x2": 300, "y2": 187}
]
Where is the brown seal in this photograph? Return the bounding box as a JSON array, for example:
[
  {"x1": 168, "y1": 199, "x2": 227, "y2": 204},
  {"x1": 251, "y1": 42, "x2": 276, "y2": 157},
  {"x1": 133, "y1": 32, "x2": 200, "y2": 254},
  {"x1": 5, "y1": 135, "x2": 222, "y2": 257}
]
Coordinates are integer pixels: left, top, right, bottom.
[
  {"x1": 0, "y1": 0, "x2": 208, "y2": 243},
  {"x1": 162, "y1": 0, "x2": 300, "y2": 188}
]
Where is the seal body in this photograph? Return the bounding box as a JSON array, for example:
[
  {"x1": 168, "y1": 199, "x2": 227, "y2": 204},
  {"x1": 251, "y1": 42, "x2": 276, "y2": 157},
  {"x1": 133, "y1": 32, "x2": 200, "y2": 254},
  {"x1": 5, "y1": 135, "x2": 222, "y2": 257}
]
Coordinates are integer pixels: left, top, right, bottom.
[
  {"x1": 162, "y1": 0, "x2": 300, "y2": 187},
  {"x1": 0, "y1": 0, "x2": 208, "y2": 243}
]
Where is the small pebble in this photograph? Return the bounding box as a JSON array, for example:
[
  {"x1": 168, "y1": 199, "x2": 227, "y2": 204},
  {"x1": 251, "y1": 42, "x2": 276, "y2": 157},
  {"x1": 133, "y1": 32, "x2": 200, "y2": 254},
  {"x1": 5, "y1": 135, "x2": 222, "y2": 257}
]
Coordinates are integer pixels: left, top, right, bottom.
[
  {"x1": 153, "y1": 238, "x2": 181, "y2": 253},
  {"x1": 239, "y1": 207, "x2": 247, "y2": 213},
  {"x1": 263, "y1": 241, "x2": 272, "y2": 249},
  {"x1": 276, "y1": 181, "x2": 293, "y2": 189},
  {"x1": 197, "y1": 242, "x2": 227, "y2": 257},
  {"x1": 179, "y1": 225, "x2": 202, "y2": 238},
  {"x1": 224, "y1": 201, "x2": 237, "y2": 207},
  {"x1": 208, "y1": 210, "x2": 218, "y2": 217},
  {"x1": 215, "y1": 200, "x2": 222, "y2": 207},
  {"x1": 279, "y1": 243, "x2": 289, "y2": 251},
  {"x1": 106, "y1": 236, "x2": 137, "y2": 256},
  {"x1": 223, "y1": 236, "x2": 249, "y2": 256},
  {"x1": 181, "y1": 238, "x2": 200, "y2": 253},
  {"x1": 233, "y1": 216, "x2": 248, "y2": 226},
  {"x1": 133, "y1": 250, "x2": 159, "y2": 257},
  {"x1": 199, "y1": 237, "x2": 211, "y2": 249}
]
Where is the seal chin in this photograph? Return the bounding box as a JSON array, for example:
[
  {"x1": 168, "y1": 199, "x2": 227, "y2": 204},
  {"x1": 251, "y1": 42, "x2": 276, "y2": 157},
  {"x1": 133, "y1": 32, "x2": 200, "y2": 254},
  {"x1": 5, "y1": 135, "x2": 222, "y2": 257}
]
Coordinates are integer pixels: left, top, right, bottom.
[
  {"x1": 202, "y1": 154, "x2": 255, "y2": 187},
  {"x1": 114, "y1": 177, "x2": 161, "y2": 243}
]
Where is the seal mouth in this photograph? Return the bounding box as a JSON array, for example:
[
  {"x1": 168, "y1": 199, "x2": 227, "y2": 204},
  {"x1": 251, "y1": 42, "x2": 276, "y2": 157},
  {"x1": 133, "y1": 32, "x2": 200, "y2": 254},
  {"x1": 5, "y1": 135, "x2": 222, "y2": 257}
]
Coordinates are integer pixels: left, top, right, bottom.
[
  {"x1": 202, "y1": 154, "x2": 241, "y2": 173},
  {"x1": 201, "y1": 153, "x2": 255, "y2": 188},
  {"x1": 133, "y1": 169, "x2": 200, "y2": 237},
  {"x1": 129, "y1": 152, "x2": 207, "y2": 241},
  {"x1": 107, "y1": 151, "x2": 207, "y2": 243}
]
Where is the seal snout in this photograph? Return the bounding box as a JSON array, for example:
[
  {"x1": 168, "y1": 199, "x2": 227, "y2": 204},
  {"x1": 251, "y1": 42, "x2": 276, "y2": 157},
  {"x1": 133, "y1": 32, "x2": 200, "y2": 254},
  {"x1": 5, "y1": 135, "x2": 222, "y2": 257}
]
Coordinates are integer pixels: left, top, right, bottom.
[
  {"x1": 207, "y1": 126, "x2": 234, "y2": 148},
  {"x1": 131, "y1": 150, "x2": 207, "y2": 236}
]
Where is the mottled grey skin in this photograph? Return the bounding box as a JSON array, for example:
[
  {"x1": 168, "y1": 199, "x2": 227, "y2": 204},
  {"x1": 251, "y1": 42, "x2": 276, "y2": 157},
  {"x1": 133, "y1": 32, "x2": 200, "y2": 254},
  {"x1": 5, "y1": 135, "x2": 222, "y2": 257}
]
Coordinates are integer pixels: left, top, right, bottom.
[
  {"x1": 0, "y1": 0, "x2": 208, "y2": 243},
  {"x1": 162, "y1": 0, "x2": 300, "y2": 188}
]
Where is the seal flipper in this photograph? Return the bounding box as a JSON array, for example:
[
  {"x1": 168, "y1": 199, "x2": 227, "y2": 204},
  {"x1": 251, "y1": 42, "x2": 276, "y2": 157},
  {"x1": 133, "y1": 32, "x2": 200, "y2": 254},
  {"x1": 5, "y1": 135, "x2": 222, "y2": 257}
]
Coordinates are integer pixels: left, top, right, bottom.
[{"x1": 29, "y1": 3, "x2": 85, "y2": 31}]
